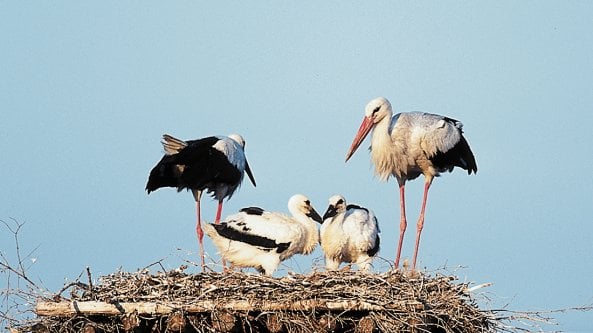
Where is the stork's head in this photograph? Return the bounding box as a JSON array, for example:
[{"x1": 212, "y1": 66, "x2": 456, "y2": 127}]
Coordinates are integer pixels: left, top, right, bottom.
[
  {"x1": 288, "y1": 194, "x2": 323, "y2": 224},
  {"x1": 364, "y1": 97, "x2": 392, "y2": 122},
  {"x1": 227, "y1": 133, "x2": 257, "y2": 187},
  {"x1": 345, "y1": 97, "x2": 392, "y2": 162},
  {"x1": 228, "y1": 134, "x2": 246, "y2": 148},
  {"x1": 322, "y1": 195, "x2": 347, "y2": 221}
]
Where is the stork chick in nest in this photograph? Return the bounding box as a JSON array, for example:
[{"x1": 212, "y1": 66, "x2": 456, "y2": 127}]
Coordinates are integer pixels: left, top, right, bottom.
[
  {"x1": 320, "y1": 195, "x2": 380, "y2": 271},
  {"x1": 203, "y1": 194, "x2": 322, "y2": 275}
]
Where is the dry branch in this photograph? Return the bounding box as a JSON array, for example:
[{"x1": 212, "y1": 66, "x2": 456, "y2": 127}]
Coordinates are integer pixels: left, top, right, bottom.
[
  {"x1": 1, "y1": 219, "x2": 44, "y2": 332},
  {"x1": 36, "y1": 298, "x2": 423, "y2": 316}
]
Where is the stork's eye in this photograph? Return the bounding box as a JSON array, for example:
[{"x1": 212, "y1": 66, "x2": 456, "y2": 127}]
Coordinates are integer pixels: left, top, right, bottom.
[
  {"x1": 372, "y1": 106, "x2": 381, "y2": 114},
  {"x1": 305, "y1": 200, "x2": 310, "y2": 205},
  {"x1": 337, "y1": 199, "x2": 344, "y2": 205}
]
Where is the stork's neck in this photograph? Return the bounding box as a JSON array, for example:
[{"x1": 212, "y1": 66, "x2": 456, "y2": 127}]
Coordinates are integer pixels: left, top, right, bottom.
[
  {"x1": 292, "y1": 213, "x2": 319, "y2": 255},
  {"x1": 370, "y1": 111, "x2": 403, "y2": 182},
  {"x1": 371, "y1": 112, "x2": 394, "y2": 148}
]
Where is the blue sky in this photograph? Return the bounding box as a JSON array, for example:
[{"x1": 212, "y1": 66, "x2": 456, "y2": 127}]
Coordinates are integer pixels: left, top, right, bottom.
[{"x1": 1, "y1": 2, "x2": 592, "y2": 331}]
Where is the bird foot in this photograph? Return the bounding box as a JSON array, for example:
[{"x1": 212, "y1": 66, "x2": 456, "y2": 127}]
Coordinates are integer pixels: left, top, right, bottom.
[
  {"x1": 403, "y1": 269, "x2": 421, "y2": 279},
  {"x1": 223, "y1": 263, "x2": 236, "y2": 274},
  {"x1": 396, "y1": 259, "x2": 421, "y2": 278},
  {"x1": 203, "y1": 265, "x2": 216, "y2": 273},
  {"x1": 340, "y1": 264, "x2": 352, "y2": 272}
]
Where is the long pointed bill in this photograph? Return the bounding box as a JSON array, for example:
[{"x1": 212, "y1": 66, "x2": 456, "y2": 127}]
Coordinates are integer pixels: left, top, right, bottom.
[
  {"x1": 322, "y1": 204, "x2": 338, "y2": 221},
  {"x1": 345, "y1": 117, "x2": 375, "y2": 162},
  {"x1": 245, "y1": 160, "x2": 257, "y2": 187},
  {"x1": 307, "y1": 207, "x2": 324, "y2": 224}
]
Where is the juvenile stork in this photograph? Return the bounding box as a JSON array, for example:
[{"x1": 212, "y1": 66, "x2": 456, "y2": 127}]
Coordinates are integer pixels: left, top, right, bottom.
[
  {"x1": 321, "y1": 195, "x2": 380, "y2": 271},
  {"x1": 203, "y1": 194, "x2": 322, "y2": 275},
  {"x1": 345, "y1": 97, "x2": 477, "y2": 270},
  {"x1": 146, "y1": 134, "x2": 256, "y2": 269}
]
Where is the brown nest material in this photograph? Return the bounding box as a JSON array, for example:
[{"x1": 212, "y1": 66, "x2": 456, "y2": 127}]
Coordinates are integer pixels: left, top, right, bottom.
[{"x1": 24, "y1": 268, "x2": 501, "y2": 333}]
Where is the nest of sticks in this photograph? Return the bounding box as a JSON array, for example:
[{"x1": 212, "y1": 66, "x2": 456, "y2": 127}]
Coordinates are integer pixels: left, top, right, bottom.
[{"x1": 15, "y1": 265, "x2": 512, "y2": 333}]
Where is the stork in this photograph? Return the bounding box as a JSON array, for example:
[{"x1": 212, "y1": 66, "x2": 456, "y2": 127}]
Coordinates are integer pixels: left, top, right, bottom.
[
  {"x1": 345, "y1": 97, "x2": 477, "y2": 270},
  {"x1": 203, "y1": 194, "x2": 322, "y2": 275},
  {"x1": 321, "y1": 195, "x2": 380, "y2": 271},
  {"x1": 146, "y1": 134, "x2": 256, "y2": 270}
]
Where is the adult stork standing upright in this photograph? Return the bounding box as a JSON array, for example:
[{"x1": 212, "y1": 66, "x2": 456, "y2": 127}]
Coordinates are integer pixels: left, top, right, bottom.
[
  {"x1": 146, "y1": 134, "x2": 256, "y2": 269},
  {"x1": 345, "y1": 97, "x2": 477, "y2": 270}
]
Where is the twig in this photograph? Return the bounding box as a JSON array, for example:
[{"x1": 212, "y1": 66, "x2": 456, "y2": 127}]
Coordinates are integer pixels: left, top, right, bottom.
[
  {"x1": 1, "y1": 218, "x2": 44, "y2": 331},
  {"x1": 0, "y1": 261, "x2": 37, "y2": 288},
  {"x1": 0, "y1": 219, "x2": 39, "y2": 289},
  {"x1": 141, "y1": 258, "x2": 166, "y2": 272},
  {"x1": 86, "y1": 267, "x2": 93, "y2": 299}
]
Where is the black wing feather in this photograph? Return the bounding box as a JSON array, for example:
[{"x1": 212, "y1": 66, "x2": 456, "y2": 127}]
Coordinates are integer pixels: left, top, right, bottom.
[
  {"x1": 346, "y1": 204, "x2": 368, "y2": 213},
  {"x1": 367, "y1": 232, "x2": 380, "y2": 257},
  {"x1": 430, "y1": 127, "x2": 477, "y2": 175},
  {"x1": 212, "y1": 223, "x2": 291, "y2": 253},
  {"x1": 240, "y1": 207, "x2": 265, "y2": 215},
  {"x1": 146, "y1": 136, "x2": 243, "y2": 193}
]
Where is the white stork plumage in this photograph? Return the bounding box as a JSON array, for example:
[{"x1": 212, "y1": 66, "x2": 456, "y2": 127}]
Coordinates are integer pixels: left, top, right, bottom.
[
  {"x1": 320, "y1": 195, "x2": 380, "y2": 271},
  {"x1": 345, "y1": 97, "x2": 477, "y2": 270},
  {"x1": 146, "y1": 134, "x2": 256, "y2": 270},
  {"x1": 203, "y1": 194, "x2": 322, "y2": 275}
]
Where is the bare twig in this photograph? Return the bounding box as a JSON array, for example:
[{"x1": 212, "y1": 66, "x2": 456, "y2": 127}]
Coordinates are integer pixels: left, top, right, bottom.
[
  {"x1": 0, "y1": 262, "x2": 37, "y2": 289},
  {"x1": 1, "y1": 218, "x2": 44, "y2": 332},
  {"x1": 0, "y1": 219, "x2": 39, "y2": 289},
  {"x1": 85, "y1": 267, "x2": 93, "y2": 299},
  {"x1": 141, "y1": 258, "x2": 167, "y2": 272}
]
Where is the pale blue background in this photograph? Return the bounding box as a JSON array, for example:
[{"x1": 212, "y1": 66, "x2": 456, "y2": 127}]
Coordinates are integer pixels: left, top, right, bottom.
[{"x1": 1, "y1": 2, "x2": 592, "y2": 331}]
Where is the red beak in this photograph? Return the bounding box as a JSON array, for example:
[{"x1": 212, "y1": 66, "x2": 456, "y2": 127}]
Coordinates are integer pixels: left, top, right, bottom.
[{"x1": 345, "y1": 116, "x2": 374, "y2": 162}]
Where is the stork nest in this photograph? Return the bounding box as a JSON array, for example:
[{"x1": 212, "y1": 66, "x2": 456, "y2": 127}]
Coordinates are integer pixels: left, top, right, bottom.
[{"x1": 20, "y1": 267, "x2": 508, "y2": 333}]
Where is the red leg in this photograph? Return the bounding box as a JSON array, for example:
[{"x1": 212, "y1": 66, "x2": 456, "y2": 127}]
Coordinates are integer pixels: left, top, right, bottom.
[
  {"x1": 412, "y1": 180, "x2": 432, "y2": 269},
  {"x1": 394, "y1": 183, "x2": 407, "y2": 269},
  {"x1": 214, "y1": 199, "x2": 228, "y2": 269},
  {"x1": 214, "y1": 199, "x2": 224, "y2": 224},
  {"x1": 195, "y1": 200, "x2": 205, "y2": 272}
]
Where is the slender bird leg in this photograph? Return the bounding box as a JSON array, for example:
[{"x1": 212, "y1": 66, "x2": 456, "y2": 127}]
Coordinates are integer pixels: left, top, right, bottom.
[
  {"x1": 192, "y1": 190, "x2": 205, "y2": 272},
  {"x1": 214, "y1": 199, "x2": 224, "y2": 224},
  {"x1": 394, "y1": 182, "x2": 407, "y2": 269},
  {"x1": 195, "y1": 199, "x2": 205, "y2": 272},
  {"x1": 412, "y1": 179, "x2": 432, "y2": 270},
  {"x1": 214, "y1": 199, "x2": 228, "y2": 269}
]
